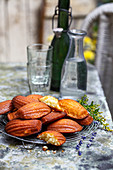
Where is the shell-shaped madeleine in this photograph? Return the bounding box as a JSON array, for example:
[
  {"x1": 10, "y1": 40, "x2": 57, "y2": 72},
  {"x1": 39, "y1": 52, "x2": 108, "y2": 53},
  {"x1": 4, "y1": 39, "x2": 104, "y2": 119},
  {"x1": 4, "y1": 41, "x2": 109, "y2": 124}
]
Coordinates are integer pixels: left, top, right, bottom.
[
  {"x1": 41, "y1": 111, "x2": 66, "y2": 125},
  {"x1": 59, "y1": 99, "x2": 89, "y2": 119},
  {"x1": 47, "y1": 119, "x2": 83, "y2": 133},
  {"x1": 0, "y1": 100, "x2": 13, "y2": 115},
  {"x1": 75, "y1": 114, "x2": 93, "y2": 126},
  {"x1": 17, "y1": 102, "x2": 51, "y2": 119},
  {"x1": 26, "y1": 94, "x2": 43, "y2": 101},
  {"x1": 12, "y1": 95, "x2": 37, "y2": 109},
  {"x1": 5, "y1": 119, "x2": 42, "y2": 137},
  {"x1": 37, "y1": 130, "x2": 66, "y2": 146}
]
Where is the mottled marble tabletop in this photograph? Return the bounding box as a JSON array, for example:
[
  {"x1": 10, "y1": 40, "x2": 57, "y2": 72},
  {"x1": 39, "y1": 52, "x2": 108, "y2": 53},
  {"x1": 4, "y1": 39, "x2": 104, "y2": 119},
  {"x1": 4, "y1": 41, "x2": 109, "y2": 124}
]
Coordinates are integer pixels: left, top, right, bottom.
[{"x1": 0, "y1": 63, "x2": 113, "y2": 170}]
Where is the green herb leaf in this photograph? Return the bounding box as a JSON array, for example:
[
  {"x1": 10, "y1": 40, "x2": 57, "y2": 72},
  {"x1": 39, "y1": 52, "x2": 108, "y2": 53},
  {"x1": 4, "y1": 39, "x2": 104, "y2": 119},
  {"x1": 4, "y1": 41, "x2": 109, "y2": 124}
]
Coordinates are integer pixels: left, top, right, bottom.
[{"x1": 78, "y1": 95, "x2": 113, "y2": 131}]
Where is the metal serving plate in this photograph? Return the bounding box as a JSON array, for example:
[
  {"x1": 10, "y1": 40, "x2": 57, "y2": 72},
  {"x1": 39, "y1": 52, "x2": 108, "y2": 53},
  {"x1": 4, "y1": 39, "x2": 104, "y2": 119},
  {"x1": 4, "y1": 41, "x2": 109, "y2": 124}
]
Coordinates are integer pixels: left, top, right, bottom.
[{"x1": 0, "y1": 115, "x2": 100, "y2": 146}]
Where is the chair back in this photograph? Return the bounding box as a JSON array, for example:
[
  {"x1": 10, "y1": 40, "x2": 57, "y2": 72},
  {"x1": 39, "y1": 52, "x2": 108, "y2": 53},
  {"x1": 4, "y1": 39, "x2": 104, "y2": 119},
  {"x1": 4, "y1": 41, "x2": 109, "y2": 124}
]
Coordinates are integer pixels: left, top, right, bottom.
[{"x1": 81, "y1": 3, "x2": 113, "y2": 118}]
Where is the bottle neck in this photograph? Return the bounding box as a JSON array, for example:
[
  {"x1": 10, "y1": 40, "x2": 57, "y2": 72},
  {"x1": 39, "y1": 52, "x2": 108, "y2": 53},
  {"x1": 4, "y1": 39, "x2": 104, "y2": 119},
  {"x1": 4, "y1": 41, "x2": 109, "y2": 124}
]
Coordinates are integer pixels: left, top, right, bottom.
[
  {"x1": 68, "y1": 29, "x2": 86, "y2": 59},
  {"x1": 74, "y1": 37, "x2": 84, "y2": 59},
  {"x1": 58, "y1": 0, "x2": 70, "y2": 30}
]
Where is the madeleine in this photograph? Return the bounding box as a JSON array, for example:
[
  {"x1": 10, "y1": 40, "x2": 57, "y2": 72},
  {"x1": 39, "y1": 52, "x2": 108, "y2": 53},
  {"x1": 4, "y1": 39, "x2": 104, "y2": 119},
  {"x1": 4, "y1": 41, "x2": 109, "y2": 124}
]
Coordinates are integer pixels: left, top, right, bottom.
[
  {"x1": 5, "y1": 119, "x2": 42, "y2": 137},
  {"x1": 37, "y1": 130, "x2": 66, "y2": 146},
  {"x1": 47, "y1": 119, "x2": 83, "y2": 133},
  {"x1": 59, "y1": 99, "x2": 89, "y2": 119}
]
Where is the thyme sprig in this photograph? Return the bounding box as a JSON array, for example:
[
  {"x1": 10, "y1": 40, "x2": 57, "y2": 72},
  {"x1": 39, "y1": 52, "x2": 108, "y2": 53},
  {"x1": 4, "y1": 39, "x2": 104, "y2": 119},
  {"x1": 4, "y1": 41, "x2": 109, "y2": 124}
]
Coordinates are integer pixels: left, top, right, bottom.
[{"x1": 78, "y1": 95, "x2": 113, "y2": 131}]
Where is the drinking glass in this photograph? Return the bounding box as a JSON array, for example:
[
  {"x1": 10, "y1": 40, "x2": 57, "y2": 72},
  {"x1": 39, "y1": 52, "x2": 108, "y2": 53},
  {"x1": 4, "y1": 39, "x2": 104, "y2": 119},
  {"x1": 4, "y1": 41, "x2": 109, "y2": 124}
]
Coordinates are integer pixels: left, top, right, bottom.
[{"x1": 27, "y1": 44, "x2": 53, "y2": 95}]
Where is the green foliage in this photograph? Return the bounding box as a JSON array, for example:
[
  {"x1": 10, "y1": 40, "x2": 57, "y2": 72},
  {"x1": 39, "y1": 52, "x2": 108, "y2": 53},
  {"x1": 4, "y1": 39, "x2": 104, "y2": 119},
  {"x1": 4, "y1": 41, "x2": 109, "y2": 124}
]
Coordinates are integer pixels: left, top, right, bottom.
[
  {"x1": 98, "y1": 0, "x2": 113, "y2": 4},
  {"x1": 78, "y1": 95, "x2": 113, "y2": 131}
]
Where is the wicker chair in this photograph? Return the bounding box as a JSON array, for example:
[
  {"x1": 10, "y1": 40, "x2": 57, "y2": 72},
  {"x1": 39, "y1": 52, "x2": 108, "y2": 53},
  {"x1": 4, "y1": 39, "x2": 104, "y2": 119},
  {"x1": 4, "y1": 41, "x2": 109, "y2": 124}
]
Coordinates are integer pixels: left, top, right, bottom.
[{"x1": 81, "y1": 3, "x2": 113, "y2": 118}]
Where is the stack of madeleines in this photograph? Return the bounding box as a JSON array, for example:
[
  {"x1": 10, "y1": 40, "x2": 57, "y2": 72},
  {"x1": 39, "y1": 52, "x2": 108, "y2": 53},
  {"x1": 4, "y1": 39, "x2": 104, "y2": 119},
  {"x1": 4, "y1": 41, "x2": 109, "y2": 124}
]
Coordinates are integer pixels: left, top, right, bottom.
[{"x1": 0, "y1": 94, "x2": 93, "y2": 146}]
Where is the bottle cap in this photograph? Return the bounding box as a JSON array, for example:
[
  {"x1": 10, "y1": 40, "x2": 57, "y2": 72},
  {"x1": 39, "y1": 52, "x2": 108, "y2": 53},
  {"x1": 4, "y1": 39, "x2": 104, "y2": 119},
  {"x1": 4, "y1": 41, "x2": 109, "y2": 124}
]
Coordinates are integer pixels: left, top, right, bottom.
[
  {"x1": 53, "y1": 28, "x2": 63, "y2": 38},
  {"x1": 68, "y1": 29, "x2": 87, "y2": 37}
]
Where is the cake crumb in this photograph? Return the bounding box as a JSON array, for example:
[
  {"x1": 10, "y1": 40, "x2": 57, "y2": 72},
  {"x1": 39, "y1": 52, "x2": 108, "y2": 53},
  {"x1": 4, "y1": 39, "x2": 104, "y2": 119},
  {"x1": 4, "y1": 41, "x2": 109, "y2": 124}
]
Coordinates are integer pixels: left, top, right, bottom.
[
  {"x1": 42, "y1": 146, "x2": 48, "y2": 151},
  {"x1": 53, "y1": 150, "x2": 56, "y2": 154}
]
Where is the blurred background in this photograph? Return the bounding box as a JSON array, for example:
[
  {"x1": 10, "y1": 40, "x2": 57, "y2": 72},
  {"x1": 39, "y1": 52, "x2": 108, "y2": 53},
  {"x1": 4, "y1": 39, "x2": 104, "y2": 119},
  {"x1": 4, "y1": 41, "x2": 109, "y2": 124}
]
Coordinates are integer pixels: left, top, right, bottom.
[
  {"x1": 0, "y1": 0, "x2": 113, "y2": 117},
  {"x1": 0, "y1": 0, "x2": 112, "y2": 63}
]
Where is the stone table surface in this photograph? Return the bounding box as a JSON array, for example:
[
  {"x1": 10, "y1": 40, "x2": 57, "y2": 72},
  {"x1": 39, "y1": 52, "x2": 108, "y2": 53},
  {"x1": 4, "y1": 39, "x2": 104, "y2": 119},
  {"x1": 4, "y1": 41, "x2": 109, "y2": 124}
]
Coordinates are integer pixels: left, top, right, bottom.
[{"x1": 0, "y1": 63, "x2": 113, "y2": 170}]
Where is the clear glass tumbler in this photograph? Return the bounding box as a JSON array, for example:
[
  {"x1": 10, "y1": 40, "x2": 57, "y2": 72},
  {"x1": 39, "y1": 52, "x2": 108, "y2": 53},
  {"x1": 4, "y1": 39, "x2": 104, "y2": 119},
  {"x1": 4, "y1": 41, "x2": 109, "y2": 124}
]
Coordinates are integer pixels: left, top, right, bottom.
[{"x1": 27, "y1": 44, "x2": 53, "y2": 95}]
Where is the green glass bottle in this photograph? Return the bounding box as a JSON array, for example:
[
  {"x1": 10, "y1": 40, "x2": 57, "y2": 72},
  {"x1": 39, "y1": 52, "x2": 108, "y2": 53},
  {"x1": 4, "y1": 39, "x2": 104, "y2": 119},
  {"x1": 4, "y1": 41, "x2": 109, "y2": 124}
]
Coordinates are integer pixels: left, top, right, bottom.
[{"x1": 50, "y1": 0, "x2": 72, "y2": 92}]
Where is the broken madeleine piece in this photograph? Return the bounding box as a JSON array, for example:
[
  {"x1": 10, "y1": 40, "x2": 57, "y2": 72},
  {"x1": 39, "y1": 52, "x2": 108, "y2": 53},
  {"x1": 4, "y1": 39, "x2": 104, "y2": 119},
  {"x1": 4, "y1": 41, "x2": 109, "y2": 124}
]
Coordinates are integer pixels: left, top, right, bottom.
[
  {"x1": 0, "y1": 100, "x2": 13, "y2": 115},
  {"x1": 47, "y1": 119, "x2": 83, "y2": 133},
  {"x1": 59, "y1": 99, "x2": 89, "y2": 119},
  {"x1": 5, "y1": 119, "x2": 42, "y2": 137},
  {"x1": 37, "y1": 130, "x2": 66, "y2": 146},
  {"x1": 39, "y1": 95, "x2": 62, "y2": 111}
]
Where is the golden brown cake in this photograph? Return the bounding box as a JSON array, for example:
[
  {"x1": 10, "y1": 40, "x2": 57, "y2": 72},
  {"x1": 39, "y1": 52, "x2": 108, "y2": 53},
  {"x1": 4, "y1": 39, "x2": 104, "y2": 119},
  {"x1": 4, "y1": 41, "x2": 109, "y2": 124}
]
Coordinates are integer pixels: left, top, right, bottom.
[
  {"x1": 0, "y1": 100, "x2": 13, "y2": 115},
  {"x1": 37, "y1": 130, "x2": 66, "y2": 146},
  {"x1": 59, "y1": 99, "x2": 89, "y2": 119},
  {"x1": 75, "y1": 114, "x2": 93, "y2": 126},
  {"x1": 47, "y1": 118, "x2": 83, "y2": 133},
  {"x1": 7, "y1": 111, "x2": 18, "y2": 121},
  {"x1": 16, "y1": 102, "x2": 51, "y2": 119},
  {"x1": 5, "y1": 119, "x2": 42, "y2": 137},
  {"x1": 41, "y1": 111, "x2": 66, "y2": 125},
  {"x1": 12, "y1": 95, "x2": 37, "y2": 109},
  {"x1": 39, "y1": 95, "x2": 62, "y2": 111},
  {"x1": 26, "y1": 94, "x2": 43, "y2": 101}
]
